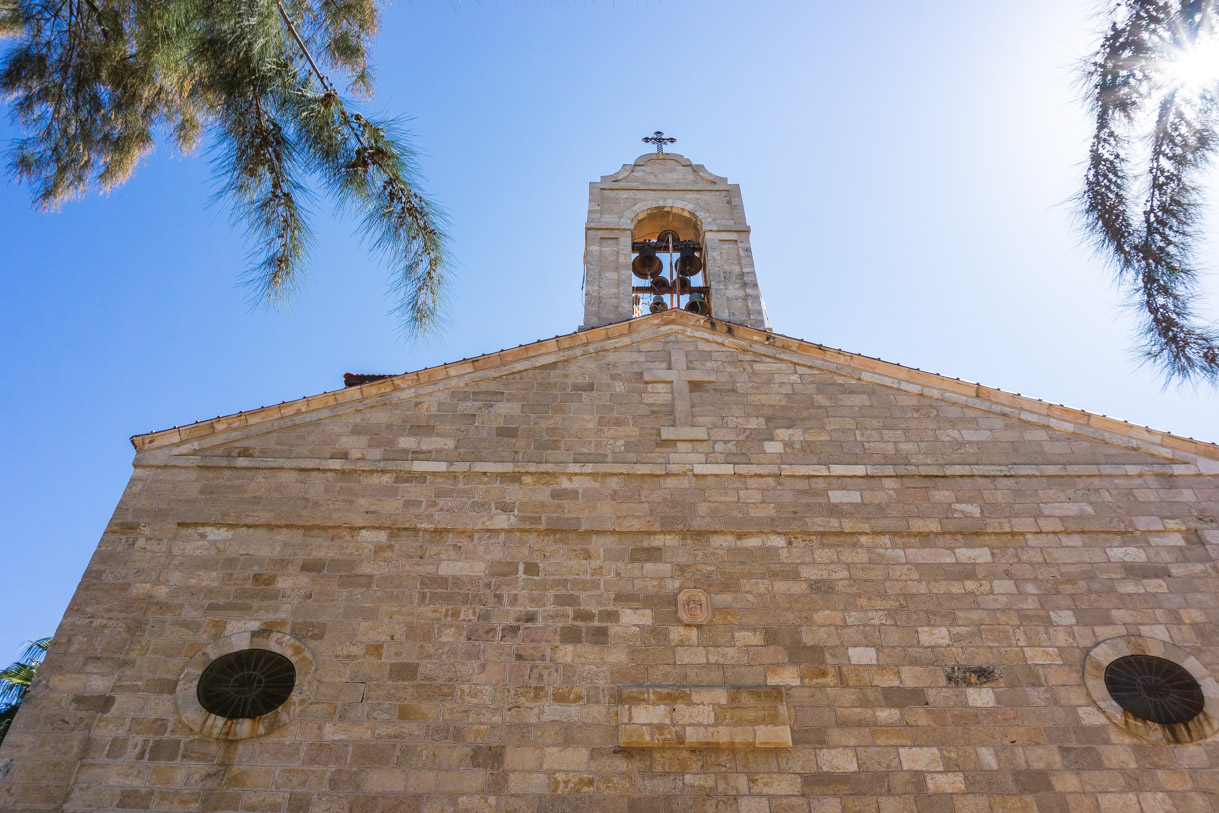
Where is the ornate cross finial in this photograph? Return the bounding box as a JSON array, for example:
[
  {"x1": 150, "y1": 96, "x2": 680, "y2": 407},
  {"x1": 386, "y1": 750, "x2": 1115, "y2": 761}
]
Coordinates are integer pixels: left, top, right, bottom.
[{"x1": 642, "y1": 130, "x2": 677, "y2": 154}]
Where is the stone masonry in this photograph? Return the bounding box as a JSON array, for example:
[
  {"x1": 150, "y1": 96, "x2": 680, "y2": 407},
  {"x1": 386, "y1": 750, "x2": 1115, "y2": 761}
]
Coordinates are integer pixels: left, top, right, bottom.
[
  {"x1": 581, "y1": 153, "x2": 766, "y2": 330},
  {"x1": 2, "y1": 310, "x2": 1218, "y2": 813},
  {"x1": 3, "y1": 150, "x2": 1219, "y2": 813}
]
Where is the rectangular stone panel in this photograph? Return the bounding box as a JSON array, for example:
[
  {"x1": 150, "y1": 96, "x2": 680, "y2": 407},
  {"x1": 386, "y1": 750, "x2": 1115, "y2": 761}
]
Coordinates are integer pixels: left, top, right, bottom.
[
  {"x1": 617, "y1": 686, "x2": 792, "y2": 748},
  {"x1": 660, "y1": 426, "x2": 708, "y2": 441}
]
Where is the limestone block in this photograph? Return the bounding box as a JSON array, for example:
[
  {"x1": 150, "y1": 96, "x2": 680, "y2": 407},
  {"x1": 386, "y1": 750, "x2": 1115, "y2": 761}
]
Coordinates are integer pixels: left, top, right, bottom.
[{"x1": 616, "y1": 687, "x2": 791, "y2": 749}]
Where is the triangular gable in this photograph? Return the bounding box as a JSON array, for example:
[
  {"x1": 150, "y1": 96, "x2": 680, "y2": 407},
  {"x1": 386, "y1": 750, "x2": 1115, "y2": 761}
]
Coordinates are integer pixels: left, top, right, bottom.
[{"x1": 131, "y1": 311, "x2": 1219, "y2": 474}]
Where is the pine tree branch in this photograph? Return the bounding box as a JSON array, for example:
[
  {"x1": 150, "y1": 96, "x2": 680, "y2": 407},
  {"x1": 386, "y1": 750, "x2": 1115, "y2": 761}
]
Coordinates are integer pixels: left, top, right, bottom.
[
  {"x1": 221, "y1": 90, "x2": 309, "y2": 306},
  {"x1": 4, "y1": 0, "x2": 448, "y2": 340},
  {"x1": 275, "y1": 0, "x2": 333, "y2": 96},
  {"x1": 1080, "y1": 0, "x2": 1219, "y2": 385},
  {"x1": 274, "y1": 0, "x2": 448, "y2": 337},
  {"x1": 1133, "y1": 91, "x2": 1219, "y2": 380},
  {"x1": 1083, "y1": 105, "x2": 1138, "y2": 271}
]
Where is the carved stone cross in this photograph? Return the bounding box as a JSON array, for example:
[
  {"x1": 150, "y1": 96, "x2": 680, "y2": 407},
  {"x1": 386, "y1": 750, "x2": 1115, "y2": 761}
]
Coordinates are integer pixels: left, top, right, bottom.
[{"x1": 644, "y1": 349, "x2": 714, "y2": 441}]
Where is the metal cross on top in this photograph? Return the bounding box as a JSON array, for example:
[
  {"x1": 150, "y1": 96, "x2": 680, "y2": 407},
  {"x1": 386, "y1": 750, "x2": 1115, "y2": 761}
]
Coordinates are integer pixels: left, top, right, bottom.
[{"x1": 642, "y1": 131, "x2": 677, "y2": 154}]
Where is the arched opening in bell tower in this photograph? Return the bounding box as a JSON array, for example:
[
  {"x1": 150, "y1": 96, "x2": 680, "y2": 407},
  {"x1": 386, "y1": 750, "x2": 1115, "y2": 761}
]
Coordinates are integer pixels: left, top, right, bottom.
[{"x1": 629, "y1": 207, "x2": 710, "y2": 318}]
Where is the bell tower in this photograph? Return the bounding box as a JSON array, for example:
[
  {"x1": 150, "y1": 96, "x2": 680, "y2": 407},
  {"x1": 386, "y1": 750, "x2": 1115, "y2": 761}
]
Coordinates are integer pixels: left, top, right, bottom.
[{"x1": 581, "y1": 141, "x2": 768, "y2": 330}]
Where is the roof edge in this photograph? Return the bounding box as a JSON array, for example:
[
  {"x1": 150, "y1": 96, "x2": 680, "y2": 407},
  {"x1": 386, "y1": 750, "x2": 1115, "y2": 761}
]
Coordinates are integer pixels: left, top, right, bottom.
[{"x1": 130, "y1": 310, "x2": 1219, "y2": 462}]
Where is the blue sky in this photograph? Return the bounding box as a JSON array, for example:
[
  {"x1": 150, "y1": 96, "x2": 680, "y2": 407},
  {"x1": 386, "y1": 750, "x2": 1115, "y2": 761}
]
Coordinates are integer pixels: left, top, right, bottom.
[{"x1": 2, "y1": 0, "x2": 1217, "y2": 660}]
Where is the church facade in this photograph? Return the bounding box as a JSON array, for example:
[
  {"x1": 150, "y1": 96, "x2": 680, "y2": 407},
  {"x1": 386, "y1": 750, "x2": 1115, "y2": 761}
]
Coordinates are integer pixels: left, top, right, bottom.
[{"x1": 4, "y1": 151, "x2": 1219, "y2": 813}]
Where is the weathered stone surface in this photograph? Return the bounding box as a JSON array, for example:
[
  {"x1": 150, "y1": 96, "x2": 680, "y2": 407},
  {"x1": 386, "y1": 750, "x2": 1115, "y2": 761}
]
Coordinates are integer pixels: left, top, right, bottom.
[
  {"x1": 617, "y1": 687, "x2": 791, "y2": 748},
  {"x1": 3, "y1": 174, "x2": 1219, "y2": 811}
]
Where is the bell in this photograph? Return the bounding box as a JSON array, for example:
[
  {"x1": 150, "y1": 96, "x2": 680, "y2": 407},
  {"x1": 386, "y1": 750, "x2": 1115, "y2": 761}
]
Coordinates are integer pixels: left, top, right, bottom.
[
  {"x1": 650, "y1": 276, "x2": 672, "y2": 294},
  {"x1": 685, "y1": 292, "x2": 709, "y2": 315},
  {"x1": 649, "y1": 295, "x2": 669, "y2": 314},
  {"x1": 675, "y1": 248, "x2": 702, "y2": 277},
  {"x1": 671, "y1": 276, "x2": 691, "y2": 295},
  {"x1": 632, "y1": 246, "x2": 663, "y2": 279}
]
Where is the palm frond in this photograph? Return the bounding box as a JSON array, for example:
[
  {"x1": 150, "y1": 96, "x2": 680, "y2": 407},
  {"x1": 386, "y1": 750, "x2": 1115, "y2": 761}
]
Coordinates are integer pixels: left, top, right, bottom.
[
  {"x1": 0, "y1": 637, "x2": 51, "y2": 710},
  {"x1": 16, "y1": 638, "x2": 50, "y2": 664}
]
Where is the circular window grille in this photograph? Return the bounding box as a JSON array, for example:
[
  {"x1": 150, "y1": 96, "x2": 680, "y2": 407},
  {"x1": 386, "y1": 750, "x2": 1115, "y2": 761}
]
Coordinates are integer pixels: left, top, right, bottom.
[
  {"x1": 197, "y1": 649, "x2": 296, "y2": 719},
  {"x1": 1104, "y1": 655, "x2": 1205, "y2": 725}
]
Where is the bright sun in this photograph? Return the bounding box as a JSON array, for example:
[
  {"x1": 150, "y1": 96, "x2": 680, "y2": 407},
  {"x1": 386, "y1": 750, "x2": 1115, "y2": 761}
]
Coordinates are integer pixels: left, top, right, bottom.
[{"x1": 1163, "y1": 37, "x2": 1219, "y2": 93}]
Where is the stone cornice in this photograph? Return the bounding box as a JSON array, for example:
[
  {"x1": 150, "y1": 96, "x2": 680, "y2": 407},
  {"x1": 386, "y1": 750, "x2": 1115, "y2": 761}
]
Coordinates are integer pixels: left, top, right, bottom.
[{"x1": 142, "y1": 455, "x2": 1203, "y2": 479}]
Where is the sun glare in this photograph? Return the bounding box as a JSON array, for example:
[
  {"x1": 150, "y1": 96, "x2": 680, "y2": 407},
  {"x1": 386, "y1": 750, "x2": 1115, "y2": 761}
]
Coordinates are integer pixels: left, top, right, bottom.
[{"x1": 1163, "y1": 37, "x2": 1219, "y2": 94}]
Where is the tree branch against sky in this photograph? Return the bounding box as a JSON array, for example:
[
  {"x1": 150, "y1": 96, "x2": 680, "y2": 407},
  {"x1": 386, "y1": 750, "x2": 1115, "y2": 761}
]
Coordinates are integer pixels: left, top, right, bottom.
[
  {"x1": 0, "y1": 0, "x2": 449, "y2": 339},
  {"x1": 1081, "y1": 0, "x2": 1219, "y2": 385}
]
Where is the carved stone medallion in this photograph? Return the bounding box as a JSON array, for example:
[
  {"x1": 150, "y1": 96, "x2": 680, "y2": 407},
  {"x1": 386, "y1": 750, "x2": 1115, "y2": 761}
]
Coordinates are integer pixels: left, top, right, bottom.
[{"x1": 677, "y1": 589, "x2": 712, "y2": 625}]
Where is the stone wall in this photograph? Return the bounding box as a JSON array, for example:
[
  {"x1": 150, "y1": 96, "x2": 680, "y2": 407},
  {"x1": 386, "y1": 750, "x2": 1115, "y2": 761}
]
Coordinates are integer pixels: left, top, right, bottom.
[{"x1": 3, "y1": 314, "x2": 1218, "y2": 813}]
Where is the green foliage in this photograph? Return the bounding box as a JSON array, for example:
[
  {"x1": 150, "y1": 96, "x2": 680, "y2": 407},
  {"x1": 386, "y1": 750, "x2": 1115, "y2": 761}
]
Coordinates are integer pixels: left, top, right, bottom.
[
  {"x1": 1, "y1": 0, "x2": 449, "y2": 338},
  {"x1": 1082, "y1": 0, "x2": 1219, "y2": 384},
  {"x1": 0, "y1": 637, "x2": 50, "y2": 746}
]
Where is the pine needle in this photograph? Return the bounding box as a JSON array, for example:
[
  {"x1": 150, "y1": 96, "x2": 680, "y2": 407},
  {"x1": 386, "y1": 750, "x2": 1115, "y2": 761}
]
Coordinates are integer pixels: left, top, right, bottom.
[
  {"x1": 1079, "y1": 0, "x2": 1219, "y2": 384},
  {"x1": 2, "y1": 0, "x2": 450, "y2": 339}
]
